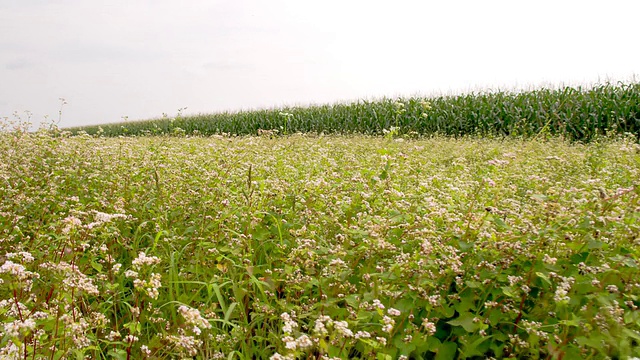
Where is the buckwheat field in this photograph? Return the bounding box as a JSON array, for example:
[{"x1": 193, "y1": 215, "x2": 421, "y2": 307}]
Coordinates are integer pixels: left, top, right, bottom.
[{"x1": 1, "y1": 87, "x2": 640, "y2": 359}]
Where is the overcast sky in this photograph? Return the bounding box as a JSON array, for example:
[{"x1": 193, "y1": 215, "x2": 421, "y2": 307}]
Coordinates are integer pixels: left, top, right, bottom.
[{"x1": 1, "y1": 0, "x2": 639, "y2": 128}]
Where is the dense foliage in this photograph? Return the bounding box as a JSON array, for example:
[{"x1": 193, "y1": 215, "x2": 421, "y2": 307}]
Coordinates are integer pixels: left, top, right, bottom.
[
  {"x1": 1, "y1": 129, "x2": 639, "y2": 359},
  {"x1": 65, "y1": 82, "x2": 640, "y2": 141}
]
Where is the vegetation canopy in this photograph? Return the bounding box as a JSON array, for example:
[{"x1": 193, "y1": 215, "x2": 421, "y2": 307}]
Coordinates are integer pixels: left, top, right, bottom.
[
  {"x1": 65, "y1": 82, "x2": 640, "y2": 142},
  {"x1": 0, "y1": 129, "x2": 639, "y2": 359}
]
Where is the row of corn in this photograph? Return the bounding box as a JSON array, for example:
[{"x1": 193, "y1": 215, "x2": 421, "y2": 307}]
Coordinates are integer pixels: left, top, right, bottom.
[{"x1": 66, "y1": 82, "x2": 640, "y2": 141}]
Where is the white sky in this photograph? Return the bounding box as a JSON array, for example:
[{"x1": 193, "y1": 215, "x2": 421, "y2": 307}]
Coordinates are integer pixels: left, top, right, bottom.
[{"x1": 1, "y1": 0, "x2": 639, "y2": 128}]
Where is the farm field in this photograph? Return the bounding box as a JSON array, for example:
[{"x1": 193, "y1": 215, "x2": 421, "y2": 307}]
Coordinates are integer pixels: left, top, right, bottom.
[
  {"x1": 65, "y1": 82, "x2": 640, "y2": 142},
  {"x1": 1, "y1": 132, "x2": 639, "y2": 359}
]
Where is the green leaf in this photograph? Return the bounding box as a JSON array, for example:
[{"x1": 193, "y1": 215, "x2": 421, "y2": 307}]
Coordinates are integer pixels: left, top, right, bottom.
[
  {"x1": 465, "y1": 280, "x2": 481, "y2": 289},
  {"x1": 623, "y1": 328, "x2": 640, "y2": 341},
  {"x1": 559, "y1": 313, "x2": 582, "y2": 327},
  {"x1": 501, "y1": 286, "x2": 517, "y2": 298},
  {"x1": 575, "y1": 334, "x2": 604, "y2": 349},
  {"x1": 624, "y1": 309, "x2": 640, "y2": 325},
  {"x1": 107, "y1": 349, "x2": 128, "y2": 360},
  {"x1": 562, "y1": 344, "x2": 582, "y2": 359},
  {"x1": 536, "y1": 272, "x2": 552, "y2": 286},
  {"x1": 587, "y1": 238, "x2": 604, "y2": 249},
  {"x1": 488, "y1": 309, "x2": 502, "y2": 326},
  {"x1": 73, "y1": 349, "x2": 87, "y2": 360},
  {"x1": 447, "y1": 312, "x2": 480, "y2": 332},
  {"x1": 393, "y1": 335, "x2": 417, "y2": 353},
  {"x1": 610, "y1": 254, "x2": 638, "y2": 268},
  {"x1": 531, "y1": 194, "x2": 547, "y2": 201},
  {"x1": 455, "y1": 293, "x2": 475, "y2": 313},
  {"x1": 493, "y1": 217, "x2": 510, "y2": 230},
  {"x1": 394, "y1": 297, "x2": 417, "y2": 313},
  {"x1": 427, "y1": 336, "x2": 442, "y2": 351},
  {"x1": 441, "y1": 304, "x2": 455, "y2": 318},
  {"x1": 434, "y1": 341, "x2": 457, "y2": 360},
  {"x1": 358, "y1": 338, "x2": 382, "y2": 349},
  {"x1": 458, "y1": 240, "x2": 474, "y2": 251},
  {"x1": 577, "y1": 216, "x2": 592, "y2": 230},
  {"x1": 345, "y1": 294, "x2": 360, "y2": 308},
  {"x1": 224, "y1": 302, "x2": 237, "y2": 322},
  {"x1": 460, "y1": 335, "x2": 491, "y2": 358},
  {"x1": 90, "y1": 261, "x2": 103, "y2": 272}
]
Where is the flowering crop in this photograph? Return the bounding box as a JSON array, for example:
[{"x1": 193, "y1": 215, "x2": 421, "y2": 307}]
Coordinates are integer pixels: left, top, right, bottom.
[{"x1": 0, "y1": 130, "x2": 639, "y2": 359}]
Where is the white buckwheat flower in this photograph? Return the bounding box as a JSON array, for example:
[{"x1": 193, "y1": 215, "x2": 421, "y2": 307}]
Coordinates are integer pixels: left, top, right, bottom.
[
  {"x1": 387, "y1": 308, "x2": 401, "y2": 316},
  {"x1": 422, "y1": 318, "x2": 437, "y2": 335},
  {"x1": 372, "y1": 299, "x2": 385, "y2": 310},
  {"x1": 280, "y1": 312, "x2": 298, "y2": 334},
  {"x1": 6, "y1": 252, "x2": 34, "y2": 263},
  {"x1": 3, "y1": 319, "x2": 36, "y2": 337},
  {"x1": 543, "y1": 254, "x2": 557, "y2": 265},
  {"x1": 178, "y1": 305, "x2": 211, "y2": 333},
  {"x1": 382, "y1": 316, "x2": 395, "y2": 333},
  {"x1": 270, "y1": 353, "x2": 294, "y2": 360},
  {"x1": 132, "y1": 252, "x2": 161, "y2": 269},
  {"x1": 554, "y1": 276, "x2": 574, "y2": 302},
  {"x1": 314, "y1": 315, "x2": 331, "y2": 336},
  {"x1": 141, "y1": 345, "x2": 151, "y2": 356},
  {"x1": 295, "y1": 334, "x2": 313, "y2": 350},
  {"x1": 333, "y1": 320, "x2": 353, "y2": 338}
]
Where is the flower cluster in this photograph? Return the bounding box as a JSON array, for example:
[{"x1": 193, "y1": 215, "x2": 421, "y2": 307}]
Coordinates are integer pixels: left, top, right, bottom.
[
  {"x1": 178, "y1": 305, "x2": 212, "y2": 335},
  {"x1": 554, "y1": 276, "x2": 574, "y2": 303},
  {"x1": 1, "y1": 131, "x2": 639, "y2": 359},
  {"x1": 127, "y1": 252, "x2": 162, "y2": 299}
]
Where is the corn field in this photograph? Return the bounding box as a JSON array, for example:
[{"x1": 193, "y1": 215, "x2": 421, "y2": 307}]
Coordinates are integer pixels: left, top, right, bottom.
[{"x1": 66, "y1": 82, "x2": 640, "y2": 141}]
